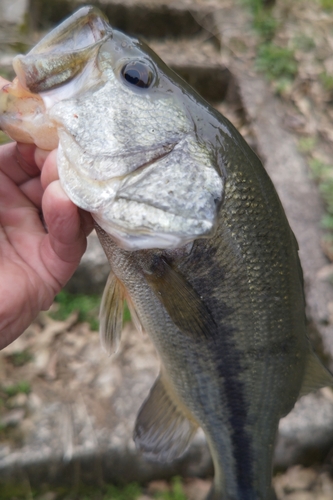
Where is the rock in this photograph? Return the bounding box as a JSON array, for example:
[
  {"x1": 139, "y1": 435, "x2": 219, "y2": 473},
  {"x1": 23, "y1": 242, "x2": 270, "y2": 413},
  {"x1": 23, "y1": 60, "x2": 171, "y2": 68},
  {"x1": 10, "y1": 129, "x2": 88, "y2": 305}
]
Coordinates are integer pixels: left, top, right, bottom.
[
  {"x1": 0, "y1": 409, "x2": 25, "y2": 428},
  {"x1": 183, "y1": 478, "x2": 212, "y2": 500},
  {"x1": 146, "y1": 480, "x2": 170, "y2": 495},
  {"x1": 6, "y1": 393, "x2": 28, "y2": 409},
  {"x1": 275, "y1": 390, "x2": 333, "y2": 468},
  {"x1": 273, "y1": 466, "x2": 333, "y2": 500},
  {"x1": 275, "y1": 465, "x2": 317, "y2": 493},
  {"x1": 36, "y1": 493, "x2": 57, "y2": 500}
]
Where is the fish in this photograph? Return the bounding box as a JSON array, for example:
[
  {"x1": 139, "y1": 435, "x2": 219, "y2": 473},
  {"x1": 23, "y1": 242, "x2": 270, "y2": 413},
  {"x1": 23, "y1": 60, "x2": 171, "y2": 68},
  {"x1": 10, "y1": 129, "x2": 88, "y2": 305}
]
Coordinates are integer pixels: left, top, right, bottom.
[{"x1": 1, "y1": 6, "x2": 333, "y2": 499}]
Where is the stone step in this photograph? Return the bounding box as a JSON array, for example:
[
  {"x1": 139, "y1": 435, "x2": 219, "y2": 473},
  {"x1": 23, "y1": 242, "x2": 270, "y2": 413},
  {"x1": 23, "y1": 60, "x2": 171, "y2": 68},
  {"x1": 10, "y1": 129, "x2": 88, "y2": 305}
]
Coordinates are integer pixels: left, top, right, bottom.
[{"x1": 29, "y1": 0, "x2": 219, "y2": 38}]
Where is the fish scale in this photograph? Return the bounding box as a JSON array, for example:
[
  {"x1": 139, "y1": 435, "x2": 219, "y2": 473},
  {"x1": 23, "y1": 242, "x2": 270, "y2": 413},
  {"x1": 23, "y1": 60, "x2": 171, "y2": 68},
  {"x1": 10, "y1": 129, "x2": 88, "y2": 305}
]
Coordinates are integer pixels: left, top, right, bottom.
[{"x1": 1, "y1": 6, "x2": 333, "y2": 499}]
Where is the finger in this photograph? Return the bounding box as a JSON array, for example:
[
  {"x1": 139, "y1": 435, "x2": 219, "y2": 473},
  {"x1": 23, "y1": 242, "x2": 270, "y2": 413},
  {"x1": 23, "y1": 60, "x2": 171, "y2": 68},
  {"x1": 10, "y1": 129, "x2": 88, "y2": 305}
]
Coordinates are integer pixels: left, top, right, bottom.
[
  {"x1": 40, "y1": 149, "x2": 59, "y2": 189},
  {"x1": 34, "y1": 147, "x2": 51, "y2": 170},
  {"x1": 0, "y1": 169, "x2": 37, "y2": 211},
  {"x1": 79, "y1": 208, "x2": 95, "y2": 236},
  {"x1": 16, "y1": 143, "x2": 40, "y2": 176},
  {"x1": 41, "y1": 181, "x2": 87, "y2": 288},
  {"x1": 20, "y1": 177, "x2": 44, "y2": 208}
]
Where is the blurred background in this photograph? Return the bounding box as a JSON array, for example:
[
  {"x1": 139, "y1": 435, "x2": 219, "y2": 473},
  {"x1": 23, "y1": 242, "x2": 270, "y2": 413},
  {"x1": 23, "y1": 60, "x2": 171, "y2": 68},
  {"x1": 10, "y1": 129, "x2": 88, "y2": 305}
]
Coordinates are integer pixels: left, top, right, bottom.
[{"x1": 1, "y1": 0, "x2": 333, "y2": 498}]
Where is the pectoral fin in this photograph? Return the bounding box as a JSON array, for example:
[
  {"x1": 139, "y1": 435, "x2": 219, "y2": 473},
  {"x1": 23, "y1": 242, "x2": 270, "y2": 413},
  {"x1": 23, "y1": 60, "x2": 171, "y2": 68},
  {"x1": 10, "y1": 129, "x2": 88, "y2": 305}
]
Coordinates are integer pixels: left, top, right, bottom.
[
  {"x1": 134, "y1": 374, "x2": 198, "y2": 462},
  {"x1": 126, "y1": 296, "x2": 143, "y2": 334},
  {"x1": 143, "y1": 257, "x2": 216, "y2": 340},
  {"x1": 299, "y1": 348, "x2": 333, "y2": 398},
  {"x1": 99, "y1": 271, "x2": 125, "y2": 355}
]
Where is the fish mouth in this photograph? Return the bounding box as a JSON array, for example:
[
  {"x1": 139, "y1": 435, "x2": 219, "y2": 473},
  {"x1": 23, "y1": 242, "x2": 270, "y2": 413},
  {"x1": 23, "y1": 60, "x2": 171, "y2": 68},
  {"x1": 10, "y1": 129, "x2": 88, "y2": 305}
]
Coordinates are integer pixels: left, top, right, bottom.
[
  {"x1": 13, "y1": 6, "x2": 112, "y2": 94},
  {"x1": 118, "y1": 142, "x2": 177, "y2": 177},
  {"x1": 57, "y1": 126, "x2": 178, "y2": 184}
]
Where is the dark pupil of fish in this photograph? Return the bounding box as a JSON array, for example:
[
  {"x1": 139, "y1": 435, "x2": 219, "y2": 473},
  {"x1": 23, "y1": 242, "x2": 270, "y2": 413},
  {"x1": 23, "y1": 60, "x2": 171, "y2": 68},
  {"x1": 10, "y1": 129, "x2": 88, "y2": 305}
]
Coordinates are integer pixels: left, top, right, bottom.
[{"x1": 122, "y1": 62, "x2": 152, "y2": 88}]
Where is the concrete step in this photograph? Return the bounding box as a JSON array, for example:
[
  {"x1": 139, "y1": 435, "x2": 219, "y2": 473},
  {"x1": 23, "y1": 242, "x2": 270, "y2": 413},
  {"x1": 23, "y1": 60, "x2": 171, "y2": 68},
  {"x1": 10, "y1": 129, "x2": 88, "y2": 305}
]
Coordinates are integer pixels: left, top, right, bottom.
[{"x1": 29, "y1": 0, "x2": 219, "y2": 38}]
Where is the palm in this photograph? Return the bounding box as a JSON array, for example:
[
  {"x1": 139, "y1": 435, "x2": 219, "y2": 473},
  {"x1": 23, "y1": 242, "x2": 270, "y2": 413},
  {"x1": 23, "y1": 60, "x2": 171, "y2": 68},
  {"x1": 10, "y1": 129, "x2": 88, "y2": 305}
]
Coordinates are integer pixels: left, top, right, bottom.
[{"x1": 0, "y1": 142, "x2": 92, "y2": 349}]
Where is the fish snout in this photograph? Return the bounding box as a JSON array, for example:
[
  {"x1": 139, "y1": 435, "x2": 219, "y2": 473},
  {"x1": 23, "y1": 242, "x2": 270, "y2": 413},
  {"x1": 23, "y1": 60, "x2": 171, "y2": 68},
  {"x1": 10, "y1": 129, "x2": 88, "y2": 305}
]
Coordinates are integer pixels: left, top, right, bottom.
[
  {"x1": 0, "y1": 78, "x2": 58, "y2": 149},
  {"x1": 13, "y1": 6, "x2": 112, "y2": 94}
]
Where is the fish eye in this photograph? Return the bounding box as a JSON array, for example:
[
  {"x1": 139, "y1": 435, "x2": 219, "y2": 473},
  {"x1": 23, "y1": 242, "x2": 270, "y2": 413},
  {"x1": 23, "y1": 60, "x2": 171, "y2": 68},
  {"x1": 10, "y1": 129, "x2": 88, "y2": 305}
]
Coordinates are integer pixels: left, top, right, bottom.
[{"x1": 121, "y1": 61, "x2": 154, "y2": 89}]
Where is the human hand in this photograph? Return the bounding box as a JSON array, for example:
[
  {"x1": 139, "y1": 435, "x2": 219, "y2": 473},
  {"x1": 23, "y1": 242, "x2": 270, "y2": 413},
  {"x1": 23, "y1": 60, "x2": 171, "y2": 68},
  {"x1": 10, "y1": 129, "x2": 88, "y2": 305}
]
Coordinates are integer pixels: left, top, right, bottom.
[{"x1": 0, "y1": 138, "x2": 94, "y2": 350}]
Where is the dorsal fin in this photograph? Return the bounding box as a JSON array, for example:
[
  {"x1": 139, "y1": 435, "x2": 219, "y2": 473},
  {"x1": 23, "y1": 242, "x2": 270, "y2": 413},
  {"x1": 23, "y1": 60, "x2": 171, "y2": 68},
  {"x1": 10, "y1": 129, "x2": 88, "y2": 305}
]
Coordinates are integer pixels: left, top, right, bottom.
[
  {"x1": 99, "y1": 271, "x2": 125, "y2": 355},
  {"x1": 134, "y1": 374, "x2": 198, "y2": 462},
  {"x1": 299, "y1": 348, "x2": 333, "y2": 398},
  {"x1": 143, "y1": 257, "x2": 216, "y2": 340}
]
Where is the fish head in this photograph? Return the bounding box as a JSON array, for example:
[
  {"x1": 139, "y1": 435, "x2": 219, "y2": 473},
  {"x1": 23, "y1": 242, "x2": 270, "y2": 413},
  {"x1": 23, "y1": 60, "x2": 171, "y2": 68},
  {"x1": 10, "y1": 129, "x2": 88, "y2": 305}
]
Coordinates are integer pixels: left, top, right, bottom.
[
  {"x1": 1, "y1": 7, "x2": 224, "y2": 251},
  {"x1": 0, "y1": 6, "x2": 111, "y2": 150}
]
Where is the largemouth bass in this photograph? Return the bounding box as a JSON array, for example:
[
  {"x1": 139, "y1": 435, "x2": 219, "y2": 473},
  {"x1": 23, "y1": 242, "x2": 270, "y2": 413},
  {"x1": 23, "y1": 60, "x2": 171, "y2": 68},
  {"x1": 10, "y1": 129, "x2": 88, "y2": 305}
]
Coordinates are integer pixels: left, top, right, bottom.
[{"x1": 1, "y1": 7, "x2": 332, "y2": 500}]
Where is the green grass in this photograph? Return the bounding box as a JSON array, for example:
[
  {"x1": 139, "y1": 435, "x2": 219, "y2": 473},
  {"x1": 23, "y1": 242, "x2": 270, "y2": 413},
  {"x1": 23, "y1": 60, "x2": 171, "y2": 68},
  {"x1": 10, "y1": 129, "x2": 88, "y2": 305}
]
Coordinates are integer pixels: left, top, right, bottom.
[
  {"x1": 9, "y1": 350, "x2": 33, "y2": 367},
  {"x1": 293, "y1": 34, "x2": 316, "y2": 51},
  {"x1": 155, "y1": 477, "x2": 187, "y2": 500},
  {"x1": 2, "y1": 381, "x2": 31, "y2": 397},
  {"x1": 298, "y1": 137, "x2": 317, "y2": 154},
  {"x1": 0, "y1": 478, "x2": 189, "y2": 500},
  {"x1": 0, "y1": 483, "x2": 34, "y2": 499},
  {"x1": 320, "y1": 0, "x2": 333, "y2": 10},
  {"x1": 50, "y1": 290, "x2": 132, "y2": 331},
  {"x1": 51, "y1": 290, "x2": 101, "y2": 331},
  {"x1": 256, "y1": 43, "x2": 297, "y2": 80},
  {"x1": 103, "y1": 483, "x2": 141, "y2": 500},
  {"x1": 253, "y1": 12, "x2": 278, "y2": 41},
  {"x1": 242, "y1": 0, "x2": 298, "y2": 83},
  {"x1": 309, "y1": 159, "x2": 333, "y2": 230},
  {"x1": 242, "y1": 0, "x2": 278, "y2": 40},
  {"x1": 0, "y1": 482, "x2": 143, "y2": 500},
  {"x1": 320, "y1": 71, "x2": 333, "y2": 92}
]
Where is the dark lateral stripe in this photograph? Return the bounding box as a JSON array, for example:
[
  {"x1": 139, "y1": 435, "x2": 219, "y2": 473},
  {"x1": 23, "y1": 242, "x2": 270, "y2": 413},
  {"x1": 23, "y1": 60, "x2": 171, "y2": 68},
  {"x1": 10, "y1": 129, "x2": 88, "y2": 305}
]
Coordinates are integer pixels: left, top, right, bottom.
[
  {"x1": 214, "y1": 326, "x2": 254, "y2": 498},
  {"x1": 178, "y1": 237, "x2": 256, "y2": 496}
]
